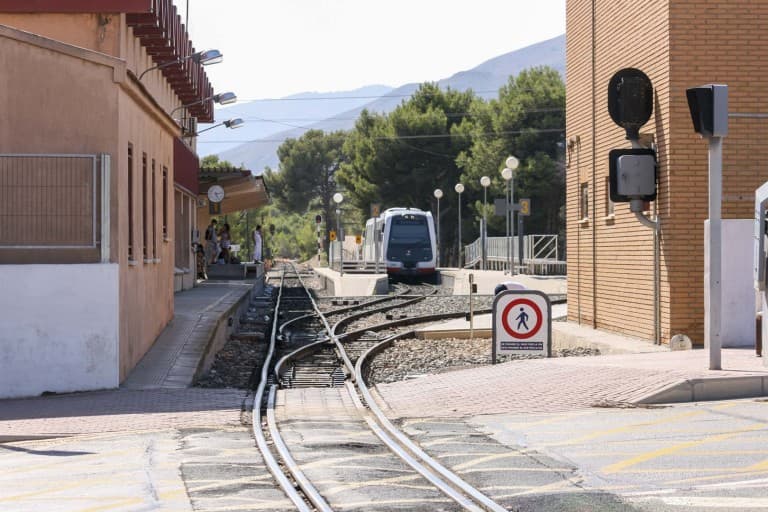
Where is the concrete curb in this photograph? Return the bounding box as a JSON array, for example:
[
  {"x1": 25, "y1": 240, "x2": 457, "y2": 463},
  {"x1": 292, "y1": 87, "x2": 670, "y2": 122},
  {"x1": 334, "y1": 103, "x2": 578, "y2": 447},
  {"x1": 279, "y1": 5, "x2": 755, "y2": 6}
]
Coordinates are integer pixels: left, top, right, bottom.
[
  {"x1": 638, "y1": 375, "x2": 768, "y2": 404},
  {"x1": 194, "y1": 286, "x2": 256, "y2": 384}
]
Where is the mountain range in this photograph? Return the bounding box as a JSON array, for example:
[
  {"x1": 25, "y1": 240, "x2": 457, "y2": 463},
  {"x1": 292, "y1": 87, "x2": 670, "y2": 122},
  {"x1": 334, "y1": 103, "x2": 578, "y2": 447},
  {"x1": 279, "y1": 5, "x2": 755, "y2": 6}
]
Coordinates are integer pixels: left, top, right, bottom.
[{"x1": 201, "y1": 34, "x2": 565, "y2": 172}]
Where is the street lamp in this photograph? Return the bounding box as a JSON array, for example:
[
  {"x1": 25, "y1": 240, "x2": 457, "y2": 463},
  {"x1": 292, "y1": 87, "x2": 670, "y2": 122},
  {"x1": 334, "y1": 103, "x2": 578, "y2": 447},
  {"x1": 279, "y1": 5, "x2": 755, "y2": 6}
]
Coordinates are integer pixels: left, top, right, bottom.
[
  {"x1": 170, "y1": 91, "x2": 237, "y2": 117},
  {"x1": 501, "y1": 155, "x2": 519, "y2": 274},
  {"x1": 195, "y1": 118, "x2": 245, "y2": 135},
  {"x1": 480, "y1": 175, "x2": 491, "y2": 270},
  {"x1": 333, "y1": 192, "x2": 344, "y2": 275},
  {"x1": 138, "y1": 49, "x2": 223, "y2": 81},
  {"x1": 455, "y1": 183, "x2": 464, "y2": 268},
  {"x1": 433, "y1": 188, "x2": 443, "y2": 268}
]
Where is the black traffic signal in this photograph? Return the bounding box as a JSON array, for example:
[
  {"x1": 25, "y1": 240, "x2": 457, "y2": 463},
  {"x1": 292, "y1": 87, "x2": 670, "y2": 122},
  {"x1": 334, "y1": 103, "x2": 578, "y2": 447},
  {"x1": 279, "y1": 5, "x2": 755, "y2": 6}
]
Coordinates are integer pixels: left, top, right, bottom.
[{"x1": 686, "y1": 84, "x2": 728, "y2": 137}]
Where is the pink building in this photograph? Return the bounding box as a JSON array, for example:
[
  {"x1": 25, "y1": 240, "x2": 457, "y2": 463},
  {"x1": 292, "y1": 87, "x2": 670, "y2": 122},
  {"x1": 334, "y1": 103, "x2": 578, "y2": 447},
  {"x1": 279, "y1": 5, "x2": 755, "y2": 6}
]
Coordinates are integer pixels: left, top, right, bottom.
[{"x1": 0, "y1": 0, "x2": 262, "y2": 398}]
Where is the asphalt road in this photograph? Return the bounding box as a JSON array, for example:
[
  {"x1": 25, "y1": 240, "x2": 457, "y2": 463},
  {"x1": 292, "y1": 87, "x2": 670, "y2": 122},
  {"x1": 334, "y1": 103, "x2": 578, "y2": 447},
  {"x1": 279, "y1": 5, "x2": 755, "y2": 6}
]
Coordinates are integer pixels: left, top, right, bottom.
[{"x1": 470, "y1": 398, "x2": 768, "y2": 511}]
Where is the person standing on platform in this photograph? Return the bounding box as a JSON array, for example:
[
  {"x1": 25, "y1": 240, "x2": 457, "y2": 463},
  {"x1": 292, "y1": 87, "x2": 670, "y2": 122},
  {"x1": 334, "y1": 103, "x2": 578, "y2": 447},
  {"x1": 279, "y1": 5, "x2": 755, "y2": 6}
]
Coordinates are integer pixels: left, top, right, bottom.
[
  {"x1": 218, "y1": 223, "x2": 232, "y2": 263},
  {"x1": 253, "y1": 225, "x2": 263, "y2": 263},
  {"x1": 204, "y1": 218, "x2": 218, "y2": 265}
]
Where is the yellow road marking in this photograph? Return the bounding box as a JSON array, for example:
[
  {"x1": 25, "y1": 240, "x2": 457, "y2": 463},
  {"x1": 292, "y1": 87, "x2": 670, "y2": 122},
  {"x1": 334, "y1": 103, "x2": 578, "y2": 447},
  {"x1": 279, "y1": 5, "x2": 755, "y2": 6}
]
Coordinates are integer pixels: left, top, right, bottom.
[
  {"x1": 504, "y1": 478, "x2": 582, "y2": 497},
  {"x1": 460, "y1": 467, "x2": 573, "y2": 473},
  {"x1": 329, "y1": 498, "x2": 451, "y2": 508},
  {"x1": 187, "y1": 476, "x2": 271, "y2": 493},
  {"x1": 78, "y1": 498, "x2": 145, "y2": 512},
  {"x1": 603, "y1": 423, "x2": 766, "y2": 474},
  {"x1": 0, "y1": 478, "x2": 112, "y2": 503},
  {"x1": 545, "y1": 410, "x2": 705, "y2": 447},
  {"x1": 668, "y1": 471, "x2": 768, "y2": 485},
  {"x1": 453, "y1": 453, "x2": 528, "y2": 470},
  {"x1": 317, "y1": 473, "x2": 431, "y2": 495},
  {"x1": 436, "y1": 451, "x2": 527, "y2": 459},
  {"x1": 300, "y1": 453, "x2": 392, "y2": 469},
  {"x1": 616, "y1": 467, "x2": 768, "y2": 474},
  {"x1": 547, "y1": 403, "x2": 738, "y2": 448},
  {"x1": 745, "y1": 457, "x2": 768, "y2": 472}
]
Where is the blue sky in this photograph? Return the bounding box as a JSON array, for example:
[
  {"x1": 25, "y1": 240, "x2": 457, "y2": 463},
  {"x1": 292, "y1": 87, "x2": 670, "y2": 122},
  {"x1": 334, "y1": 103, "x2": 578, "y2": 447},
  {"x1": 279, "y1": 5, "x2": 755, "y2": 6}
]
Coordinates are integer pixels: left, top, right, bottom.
[{"x1": 179, "y1": 1, "x2": 566, "y2": 102}]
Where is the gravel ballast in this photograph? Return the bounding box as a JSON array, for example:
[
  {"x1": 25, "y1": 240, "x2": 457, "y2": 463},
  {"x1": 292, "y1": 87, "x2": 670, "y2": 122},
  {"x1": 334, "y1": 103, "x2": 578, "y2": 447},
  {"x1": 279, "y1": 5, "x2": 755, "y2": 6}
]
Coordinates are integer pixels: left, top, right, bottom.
[{"x1": 366, "y1": 336, "x2": 599, "y2": 384}]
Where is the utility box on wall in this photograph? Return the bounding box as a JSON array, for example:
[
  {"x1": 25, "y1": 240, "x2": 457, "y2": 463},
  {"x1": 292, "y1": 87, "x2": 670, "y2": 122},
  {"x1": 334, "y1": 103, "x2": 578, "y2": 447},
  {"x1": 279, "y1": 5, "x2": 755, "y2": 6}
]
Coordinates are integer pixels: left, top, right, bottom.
[{"x1": 609, "y1": 148, "x2": 657, "y2": 202}]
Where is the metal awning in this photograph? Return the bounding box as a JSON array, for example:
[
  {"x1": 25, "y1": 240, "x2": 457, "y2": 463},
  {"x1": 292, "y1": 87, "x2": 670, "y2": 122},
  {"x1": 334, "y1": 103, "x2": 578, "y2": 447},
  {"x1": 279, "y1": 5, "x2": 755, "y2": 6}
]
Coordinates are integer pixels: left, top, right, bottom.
[{"x1": 199, "y1": 166, "x2": 269, "y2": 215}]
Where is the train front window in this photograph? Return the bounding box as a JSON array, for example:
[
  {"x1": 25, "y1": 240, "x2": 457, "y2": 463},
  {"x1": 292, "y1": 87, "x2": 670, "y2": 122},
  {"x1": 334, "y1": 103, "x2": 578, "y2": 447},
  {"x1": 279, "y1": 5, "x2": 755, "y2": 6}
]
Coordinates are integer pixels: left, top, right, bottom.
[{"x1": 386, "y1": 215, "x2": 433, "y2": 261}]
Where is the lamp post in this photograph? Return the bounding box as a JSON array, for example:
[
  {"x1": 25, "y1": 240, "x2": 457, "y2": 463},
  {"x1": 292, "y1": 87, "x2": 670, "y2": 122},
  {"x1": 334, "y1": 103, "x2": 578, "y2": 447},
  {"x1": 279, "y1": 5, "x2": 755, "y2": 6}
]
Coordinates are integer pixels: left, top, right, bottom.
[
  {"x1": 170, "y1": 91, "x2": 237, "y2": 117},
  {"x1": 433, "y1": 188, "x2": 443, "y2": 268},
  {"x1": 506, "y1": 156, "x2": 519, "y2": 274},
  {"x1": 195, "y1": 118, "x2": 245, "y2": 135},
  {"x1": 480, "y1": 176, "x2": 490, "y2": 270},
  {"x1": 333, "y1": 192, "x2": 344, "y2": 275},
  {"x1": 501, "y1": 155, "x2": 519, "y2": 274},
  {"x1": 455, "y1": 183, "x2": 464, "y2": 268},
  {"x1": 138, "y1": 49, "x2": 223, "y2": 81}
]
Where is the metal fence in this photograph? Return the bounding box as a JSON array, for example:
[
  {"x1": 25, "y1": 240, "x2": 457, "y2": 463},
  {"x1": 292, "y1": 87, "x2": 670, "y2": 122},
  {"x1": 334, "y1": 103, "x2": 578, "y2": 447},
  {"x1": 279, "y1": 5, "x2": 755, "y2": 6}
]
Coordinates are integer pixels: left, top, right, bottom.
[
  {"x1": 0, "y1": 154, "x2": 99, "y2": 248},
  {"x1": 464, "y1": 235, "x2": 565, "y2": 275}
]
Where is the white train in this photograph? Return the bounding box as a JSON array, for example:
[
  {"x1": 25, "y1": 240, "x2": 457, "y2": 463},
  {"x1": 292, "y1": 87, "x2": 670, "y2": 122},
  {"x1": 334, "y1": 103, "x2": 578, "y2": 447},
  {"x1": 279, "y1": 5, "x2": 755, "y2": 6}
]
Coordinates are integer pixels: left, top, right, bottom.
[{"x1": 362, "y1": 207, "x2": 437, "y2": 277}]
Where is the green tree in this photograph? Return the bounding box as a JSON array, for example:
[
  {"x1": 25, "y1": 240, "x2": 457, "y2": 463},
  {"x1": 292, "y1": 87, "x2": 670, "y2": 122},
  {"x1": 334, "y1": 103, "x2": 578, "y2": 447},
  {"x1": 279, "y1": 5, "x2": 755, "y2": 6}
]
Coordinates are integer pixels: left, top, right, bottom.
[
  {"x1": 264, "y1": 130, "x2": 348, "y2": 252},
  {"x1": 337, "y1": 83, "x2": 477, "y2": 264},
  {"x1": 457, "y1": 66, "x2": 565, "y2": 238}
]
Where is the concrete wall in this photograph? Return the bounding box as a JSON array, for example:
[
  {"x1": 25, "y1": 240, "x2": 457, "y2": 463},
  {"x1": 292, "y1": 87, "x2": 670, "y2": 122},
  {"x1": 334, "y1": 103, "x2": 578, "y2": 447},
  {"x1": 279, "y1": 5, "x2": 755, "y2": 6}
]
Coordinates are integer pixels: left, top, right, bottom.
[
  {"x1": 705, "y1": 220, "x2": 756, "y2": 348},
  {"x1": 116, "y1": 81, "x2": 176, "y2": 381},
  {"x1": 0, "y1": 23, "x2": 180, "y2": 382},
  {"x1": 0, "y1": 264, "x2": 119, "y2": 398}
]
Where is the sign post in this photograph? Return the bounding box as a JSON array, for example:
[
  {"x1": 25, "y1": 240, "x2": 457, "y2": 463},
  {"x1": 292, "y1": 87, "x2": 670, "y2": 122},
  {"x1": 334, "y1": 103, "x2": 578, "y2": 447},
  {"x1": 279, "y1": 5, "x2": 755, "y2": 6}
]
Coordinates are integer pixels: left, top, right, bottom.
[
  {"x1": 492, "y1": 290, "x2": 551, "y2": 363},
  {"x1": 687, "y1": 84, "x2": 728, "y2": 370}
]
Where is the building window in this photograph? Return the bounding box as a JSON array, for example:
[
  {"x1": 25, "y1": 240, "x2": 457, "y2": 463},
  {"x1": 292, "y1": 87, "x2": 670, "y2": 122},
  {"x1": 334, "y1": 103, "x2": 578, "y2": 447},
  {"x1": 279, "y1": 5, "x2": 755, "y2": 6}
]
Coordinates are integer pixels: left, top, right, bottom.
[
  {"x1": 605, "y1": 177, "x2": 615, "y2": 217},
  {"x1": 162, "y1": 166, "x2": 168, "y2": 239},
  {"x1": 152, "y1": 159, "x2": 157, "y2": 260},
  {"x1": 128, "y1": 144, "x2": 134, "y2": 261},
  {"x1": 580, "y1": 182, "x2": 589, "y2": 220},
  {"x1": 142, "y1": 153, "x2": 148, "y2": 261}
]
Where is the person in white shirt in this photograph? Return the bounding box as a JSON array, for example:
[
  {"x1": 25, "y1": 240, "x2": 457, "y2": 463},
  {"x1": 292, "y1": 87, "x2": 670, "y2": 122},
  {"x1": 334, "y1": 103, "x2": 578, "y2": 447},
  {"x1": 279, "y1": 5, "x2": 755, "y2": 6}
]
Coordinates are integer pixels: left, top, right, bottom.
[{"x1": 253, "y1": 225, "x2": 263, "y2": 263}]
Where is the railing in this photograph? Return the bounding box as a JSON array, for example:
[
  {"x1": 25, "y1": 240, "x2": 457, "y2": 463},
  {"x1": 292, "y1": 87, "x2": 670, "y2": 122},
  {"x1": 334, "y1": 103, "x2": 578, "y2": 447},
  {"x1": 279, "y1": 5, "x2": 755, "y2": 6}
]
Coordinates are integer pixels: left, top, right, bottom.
[
  {"x1": 329, "y1": 240, "x2": 360, "y2": 272},
  {"x1": 464, "y1": 235, "x2": 565, "y2": 275}
]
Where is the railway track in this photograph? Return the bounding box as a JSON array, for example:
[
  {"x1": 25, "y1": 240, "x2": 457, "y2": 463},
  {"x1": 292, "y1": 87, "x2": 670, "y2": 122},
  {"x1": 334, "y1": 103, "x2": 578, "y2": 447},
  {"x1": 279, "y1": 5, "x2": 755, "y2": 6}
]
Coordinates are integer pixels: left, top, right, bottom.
[{"x1": 251, "y1": 262, "x2": 506, "y2": 512}]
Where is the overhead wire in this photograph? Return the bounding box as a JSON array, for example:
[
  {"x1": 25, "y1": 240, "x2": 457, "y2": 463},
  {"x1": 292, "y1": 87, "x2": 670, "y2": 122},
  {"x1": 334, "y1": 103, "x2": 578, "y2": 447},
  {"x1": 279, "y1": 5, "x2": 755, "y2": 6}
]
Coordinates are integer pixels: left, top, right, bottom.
[{"x1": 197, "y1": 127, "x2": 565, "y2": 144}]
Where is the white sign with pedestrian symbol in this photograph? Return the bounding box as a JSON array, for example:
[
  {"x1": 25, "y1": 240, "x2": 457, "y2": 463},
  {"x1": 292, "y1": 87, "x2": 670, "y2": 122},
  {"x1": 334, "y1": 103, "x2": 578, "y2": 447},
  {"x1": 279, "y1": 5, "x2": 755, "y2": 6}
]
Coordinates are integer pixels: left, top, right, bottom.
[{"x1": 492, "y1": 290, "x2": 551, "y2": 361}]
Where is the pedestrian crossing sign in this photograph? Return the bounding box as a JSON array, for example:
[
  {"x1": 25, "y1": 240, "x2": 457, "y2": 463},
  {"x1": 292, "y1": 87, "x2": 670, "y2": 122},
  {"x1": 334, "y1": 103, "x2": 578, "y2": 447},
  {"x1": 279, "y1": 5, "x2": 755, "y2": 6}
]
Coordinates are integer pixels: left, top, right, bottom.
[{"x1": 492, "y1": 290, "x2": 551, "y2": 361}]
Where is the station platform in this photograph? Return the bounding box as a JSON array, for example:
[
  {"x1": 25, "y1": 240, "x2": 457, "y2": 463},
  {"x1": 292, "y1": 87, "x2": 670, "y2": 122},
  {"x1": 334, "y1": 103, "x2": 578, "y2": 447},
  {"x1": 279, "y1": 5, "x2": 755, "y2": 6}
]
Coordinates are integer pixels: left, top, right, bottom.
[{"x1": 310, "y1": 265, "x2": 568, "y2": 297}]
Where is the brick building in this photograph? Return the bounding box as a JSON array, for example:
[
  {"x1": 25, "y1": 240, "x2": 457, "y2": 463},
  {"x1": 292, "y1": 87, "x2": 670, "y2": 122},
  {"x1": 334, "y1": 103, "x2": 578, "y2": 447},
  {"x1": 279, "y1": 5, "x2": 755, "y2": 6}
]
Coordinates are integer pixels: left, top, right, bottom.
[{"x1": 566, "y1": 0, "x2": 768, "y2": 345}]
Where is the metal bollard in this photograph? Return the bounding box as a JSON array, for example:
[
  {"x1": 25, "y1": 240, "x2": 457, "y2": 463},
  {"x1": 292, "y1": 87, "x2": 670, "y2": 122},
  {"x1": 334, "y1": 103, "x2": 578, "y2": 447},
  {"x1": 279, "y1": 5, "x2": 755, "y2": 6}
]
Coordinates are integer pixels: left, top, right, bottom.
[{"x1": 757, "y1": 312, "x2": 763, "y2": 357}]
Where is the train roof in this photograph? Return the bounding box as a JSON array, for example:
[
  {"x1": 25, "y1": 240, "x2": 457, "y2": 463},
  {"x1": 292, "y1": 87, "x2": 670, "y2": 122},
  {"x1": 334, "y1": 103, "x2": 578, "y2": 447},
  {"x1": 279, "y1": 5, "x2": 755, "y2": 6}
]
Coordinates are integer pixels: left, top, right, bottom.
[
  {"x1": 381, "y1": 207, "x2": 427, "y2": 215},
  {"x1": 365, "y1": 207, "x2": 432, "y2": 225}
]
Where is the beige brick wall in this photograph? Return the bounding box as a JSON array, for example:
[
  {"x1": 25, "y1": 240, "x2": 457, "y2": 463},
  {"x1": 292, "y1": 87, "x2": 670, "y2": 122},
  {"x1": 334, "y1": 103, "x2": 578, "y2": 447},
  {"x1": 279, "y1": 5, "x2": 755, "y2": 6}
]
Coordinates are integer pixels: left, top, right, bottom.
[{"x1": 567, "y1": 0, "x2": 768, "y2": 345}]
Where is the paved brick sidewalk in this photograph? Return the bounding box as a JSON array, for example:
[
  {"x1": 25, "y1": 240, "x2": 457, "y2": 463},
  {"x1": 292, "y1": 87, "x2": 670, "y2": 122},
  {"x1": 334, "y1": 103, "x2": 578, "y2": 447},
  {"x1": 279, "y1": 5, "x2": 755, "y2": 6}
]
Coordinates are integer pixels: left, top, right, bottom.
[
  {"x1": 373, "y1": 349, "x2": 768, "y2": 418},
  {"x1": 0, "y1": 388, "x2": 246, "y2": 438},
  {"x1": 123, "y1": 281, "x2": 254, "y2": 390}
]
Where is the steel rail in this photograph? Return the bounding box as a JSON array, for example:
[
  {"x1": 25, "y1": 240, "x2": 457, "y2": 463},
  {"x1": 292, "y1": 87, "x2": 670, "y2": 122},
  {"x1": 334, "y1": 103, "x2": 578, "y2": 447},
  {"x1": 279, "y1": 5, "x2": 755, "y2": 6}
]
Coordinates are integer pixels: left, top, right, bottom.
[
  {"x1": 343, "y1": 381, "x2": 485, "y2": 512},
  {"x1": 250, "y1": 267, "x2": 329, "y2": 512},
  {"x1": 353, "y1": 333, "x2": 508, "y2": 512},
  {"x1": 277, "y1": 290, "x2": 410, "y2": 336},
  {"x1": 290, "y1": 273, "x2": 497, "y2": 511},
  {"x1": 266, "y1": 384, "x2": 332, "y2": 511},
  {"x1": 291, "y1": 265, "x2": 357, "y2": 381}
]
